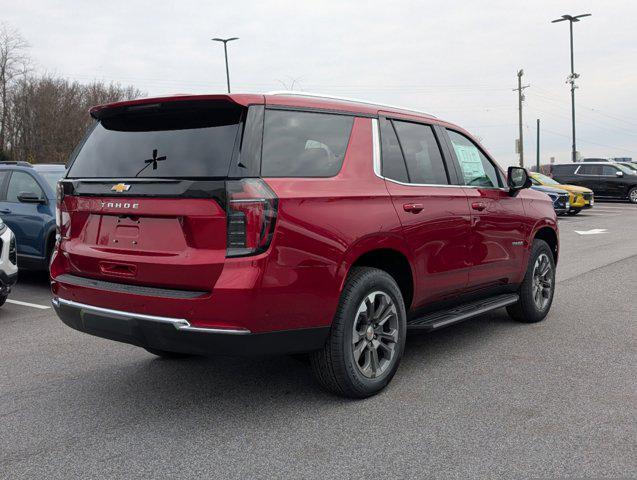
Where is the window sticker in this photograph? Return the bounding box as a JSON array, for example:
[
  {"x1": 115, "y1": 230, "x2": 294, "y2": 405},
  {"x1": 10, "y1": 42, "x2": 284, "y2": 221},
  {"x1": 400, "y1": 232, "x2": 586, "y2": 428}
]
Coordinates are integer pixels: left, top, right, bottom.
[{"x1": 453, "y1": 143, "x2": 485, "y2": 182}]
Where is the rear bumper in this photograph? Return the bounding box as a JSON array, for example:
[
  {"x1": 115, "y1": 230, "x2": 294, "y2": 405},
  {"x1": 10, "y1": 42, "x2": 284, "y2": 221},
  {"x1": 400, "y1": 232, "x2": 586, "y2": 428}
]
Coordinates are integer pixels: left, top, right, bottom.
[{"x1": 52, "y1": 297, "x2": 329, "y2": 356}]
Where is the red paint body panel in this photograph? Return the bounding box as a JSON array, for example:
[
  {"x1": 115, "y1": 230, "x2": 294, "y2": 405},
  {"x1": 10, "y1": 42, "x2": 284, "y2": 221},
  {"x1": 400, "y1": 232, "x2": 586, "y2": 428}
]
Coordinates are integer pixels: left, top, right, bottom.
[
  {"x1": 384, "y1": 182, "x2": 472, "y2": 307},
  {"x1": 52, "y1": 93, "x2": 559, "y2": 339}
]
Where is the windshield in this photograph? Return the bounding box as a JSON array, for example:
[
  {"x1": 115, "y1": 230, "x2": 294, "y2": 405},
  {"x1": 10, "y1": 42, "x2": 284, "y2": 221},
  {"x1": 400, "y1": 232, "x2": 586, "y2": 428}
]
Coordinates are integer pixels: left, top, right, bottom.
[
  {"x1": 616, "y1": 164, "x2": 637, "y2": 175},
  {"x1": 531, "y1": 172, "x2": 561, "y2": 186},
  {"x1": 67, "y1": 101, "x2": 243, "y2": 179},
  {"x1": 618, "y1": 163, "x2": 637, "y2": 173}
]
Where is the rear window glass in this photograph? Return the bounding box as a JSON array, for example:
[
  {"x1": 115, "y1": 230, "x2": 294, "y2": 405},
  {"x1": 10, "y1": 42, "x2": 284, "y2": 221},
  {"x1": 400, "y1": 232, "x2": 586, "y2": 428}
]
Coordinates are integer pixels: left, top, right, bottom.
[
  {"x1": 261, "y1": 110, "x2": 354, "y2": 177},
  {"x1": 67, "y1": 102, "x2": 242, "y2": 178},
  {"x1": 552, "y1": 164, "x2": 577, "y2": 174}
]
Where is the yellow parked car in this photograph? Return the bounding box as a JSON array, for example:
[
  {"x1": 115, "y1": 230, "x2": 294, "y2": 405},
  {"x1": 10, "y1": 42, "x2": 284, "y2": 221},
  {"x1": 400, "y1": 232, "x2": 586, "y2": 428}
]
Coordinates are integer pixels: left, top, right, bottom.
[{"x1": 529, "y1": 172, "x2": 594, "y2": 215}]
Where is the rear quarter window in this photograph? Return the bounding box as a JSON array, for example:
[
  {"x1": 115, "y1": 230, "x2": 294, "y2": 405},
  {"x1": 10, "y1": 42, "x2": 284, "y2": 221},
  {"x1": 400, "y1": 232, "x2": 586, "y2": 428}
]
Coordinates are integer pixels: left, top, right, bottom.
[
  {"x1": 552, "y1": 165, "x2": 577, "y2": 175},
  {"x1": 260, "y1": 110, "x2": 354, "y2": 177}
]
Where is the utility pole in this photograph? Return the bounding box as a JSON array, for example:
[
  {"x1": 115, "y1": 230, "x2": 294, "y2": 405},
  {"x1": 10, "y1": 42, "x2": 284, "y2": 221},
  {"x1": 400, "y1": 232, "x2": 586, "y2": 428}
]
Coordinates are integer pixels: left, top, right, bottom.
[
  {"x1": 513, "y1": 69, "x2": 530, "y2": 167},
  {"x1": 536, "y1": 119, "x2": 540, "y2": 172},
  {"x1": 551, "y1": 13, "x2": 591, "y2": 162},
  {"x1": 212, "y1": 37, "x2": 239, "y2": 93}
]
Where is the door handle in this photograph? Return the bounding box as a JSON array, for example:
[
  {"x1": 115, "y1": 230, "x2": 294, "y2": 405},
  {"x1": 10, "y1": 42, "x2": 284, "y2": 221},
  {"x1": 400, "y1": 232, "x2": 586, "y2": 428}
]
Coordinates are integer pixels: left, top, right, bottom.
[
  {"x1": 471, "y1": 202, "x2": 486, "y2": 211},
  {"x1": 403, "y1": 203, "x2": 424, "y2": 213}
]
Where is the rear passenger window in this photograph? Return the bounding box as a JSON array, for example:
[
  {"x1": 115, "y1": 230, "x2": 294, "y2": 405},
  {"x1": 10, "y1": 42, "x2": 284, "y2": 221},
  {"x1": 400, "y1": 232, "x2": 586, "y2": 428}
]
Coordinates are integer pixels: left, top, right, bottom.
[
  {"x1": 393, "y1": 121, "x2": 449, "y2": 185},
  {"x1": 261, "y1": 110, "x2": 354, "y2": 177},
  {"x1": 447, "y1": 130, "x2": 502, "y2": 188},
  {"x1": 578, "y1": 165, "x2": 600, "y2": 175},
  {"x1": 380, "y1": 118, "x2": 408, "y2": 183}
]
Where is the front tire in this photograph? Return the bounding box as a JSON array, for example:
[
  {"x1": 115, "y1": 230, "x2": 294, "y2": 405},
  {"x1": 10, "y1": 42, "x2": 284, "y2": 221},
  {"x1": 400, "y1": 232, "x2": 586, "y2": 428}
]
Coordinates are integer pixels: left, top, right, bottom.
[
  {"x1": 628, "y1": 187, "x2": 637, "y2": 204},
  {"x1": 0, "y1": 294, "x2": 7, "y2": 307},
  {"x1": 507, "y1": 239, "x2": 556, "y2": 323},
  {"x1": 567, "y1": 208, "x2": 581, "y2": 215},
  {"x1": 310, "y1": 267, "x2": 407, "y2": 398}
]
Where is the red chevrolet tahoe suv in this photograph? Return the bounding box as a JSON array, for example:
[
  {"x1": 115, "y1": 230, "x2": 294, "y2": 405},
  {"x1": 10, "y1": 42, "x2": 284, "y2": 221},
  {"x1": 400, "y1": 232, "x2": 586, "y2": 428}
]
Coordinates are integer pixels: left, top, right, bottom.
[{"x1": 51, "y1": 92, "x2": 558, "y2": 398}]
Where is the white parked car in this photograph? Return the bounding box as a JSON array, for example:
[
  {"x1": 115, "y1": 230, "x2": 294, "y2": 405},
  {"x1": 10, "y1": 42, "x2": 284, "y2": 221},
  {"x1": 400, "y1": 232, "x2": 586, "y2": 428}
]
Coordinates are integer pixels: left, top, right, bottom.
[{"x1": 0, "y1": 217, "x2": 18, "y2": 306}]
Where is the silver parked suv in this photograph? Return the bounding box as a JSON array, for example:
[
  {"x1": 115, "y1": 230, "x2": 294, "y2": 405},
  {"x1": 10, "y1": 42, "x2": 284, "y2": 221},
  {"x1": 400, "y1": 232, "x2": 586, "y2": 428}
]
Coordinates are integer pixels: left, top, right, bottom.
[{"x1": 0, "y1": 217, "x2": 18, "y2": 306}]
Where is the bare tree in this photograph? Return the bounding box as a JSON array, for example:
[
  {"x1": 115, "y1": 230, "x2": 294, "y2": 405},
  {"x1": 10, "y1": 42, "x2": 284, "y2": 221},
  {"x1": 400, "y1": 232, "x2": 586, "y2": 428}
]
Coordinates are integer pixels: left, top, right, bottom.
[
  {"x1": 0, "y1": 23, "x2": 29, "y2": 154},
  {"x1": 7, "y1": 76, "x2": 143, "y2": 163}
]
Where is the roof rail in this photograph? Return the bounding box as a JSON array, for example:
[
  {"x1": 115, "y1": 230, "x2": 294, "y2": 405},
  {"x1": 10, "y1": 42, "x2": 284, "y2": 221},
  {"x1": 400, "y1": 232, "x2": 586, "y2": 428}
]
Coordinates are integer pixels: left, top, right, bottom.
[
  {"x1": 0, "y1": 161, "x2": 33, "y2": 168},
  {"x1": 266, "y1": 90, "x2": 436, "y2": 118}
]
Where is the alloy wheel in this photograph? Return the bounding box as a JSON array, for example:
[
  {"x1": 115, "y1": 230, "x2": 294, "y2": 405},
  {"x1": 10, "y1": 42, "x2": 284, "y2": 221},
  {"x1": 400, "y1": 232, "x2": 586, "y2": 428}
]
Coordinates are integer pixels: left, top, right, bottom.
[
  {"x1": 532, "y1": 253, "x2": 553, "y2": 311},
  {"x1": 351, "y1": 291, "x2": 399, "y2": 379}
]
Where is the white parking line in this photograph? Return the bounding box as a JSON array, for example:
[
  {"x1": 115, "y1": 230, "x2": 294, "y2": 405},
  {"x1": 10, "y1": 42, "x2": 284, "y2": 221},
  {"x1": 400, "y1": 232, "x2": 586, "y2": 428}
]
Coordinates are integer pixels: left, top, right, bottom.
[{"x1": 6, "y1": 299, "x2": 51, "y2": 310}]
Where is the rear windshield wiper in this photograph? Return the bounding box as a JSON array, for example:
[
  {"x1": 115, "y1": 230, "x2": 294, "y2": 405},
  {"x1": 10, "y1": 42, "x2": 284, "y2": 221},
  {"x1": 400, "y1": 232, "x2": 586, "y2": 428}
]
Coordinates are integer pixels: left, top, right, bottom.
[{"x1": 135, "y1": 149, "x2": 167, "y2": 177}]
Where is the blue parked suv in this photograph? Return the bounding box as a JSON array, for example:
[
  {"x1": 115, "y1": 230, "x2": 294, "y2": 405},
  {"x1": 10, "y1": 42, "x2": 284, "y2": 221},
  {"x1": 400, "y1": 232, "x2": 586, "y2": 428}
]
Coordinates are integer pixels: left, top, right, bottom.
[{"x1": 0, "y1": 162, "x2": 66, "y2": 270}]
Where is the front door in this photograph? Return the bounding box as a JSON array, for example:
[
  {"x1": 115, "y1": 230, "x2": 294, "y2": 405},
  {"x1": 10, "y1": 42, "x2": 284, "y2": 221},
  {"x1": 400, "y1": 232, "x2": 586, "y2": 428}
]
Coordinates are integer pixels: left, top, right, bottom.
[
  {"x1": 443, "y1": 129, "x2": 528, "y2": 290},
  {"x1": 378, "y1": 117, "x2": 472, "y2": 307},
  {"x1": 0, "y1": 170, "x2": 48, "y2": 258}
]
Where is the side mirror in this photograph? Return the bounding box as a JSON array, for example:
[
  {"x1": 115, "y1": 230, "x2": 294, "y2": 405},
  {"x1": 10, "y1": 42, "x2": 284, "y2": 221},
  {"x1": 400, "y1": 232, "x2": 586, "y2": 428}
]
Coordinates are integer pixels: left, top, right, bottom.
[
  {"x1": 507, "y1": 166, "x2": 531, "y2": 195},
  {"x1": 616, "y1": 170, "x2": 624, "y2": 177},
  {"x1": 17, "y1": 191, "x2": 45, "y2": 204}
]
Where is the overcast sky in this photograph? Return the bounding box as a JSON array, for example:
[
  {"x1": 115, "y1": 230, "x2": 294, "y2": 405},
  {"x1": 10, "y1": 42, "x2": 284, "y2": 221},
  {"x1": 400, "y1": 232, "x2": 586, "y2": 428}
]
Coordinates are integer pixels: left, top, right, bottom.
[{"x1": 2, "y1": 0, "x2": 636, "y2": 166}]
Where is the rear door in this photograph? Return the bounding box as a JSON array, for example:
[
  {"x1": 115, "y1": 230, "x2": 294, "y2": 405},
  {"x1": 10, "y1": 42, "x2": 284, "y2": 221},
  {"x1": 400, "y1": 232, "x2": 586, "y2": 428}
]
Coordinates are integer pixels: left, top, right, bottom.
[
  {"x1": 573, "y1": 164, "x2": 604, "y2": 193},
  {"x1": 379, "y1": 117, "x2": 472, "y2": 307},
  {"x1": 443, "y1": 128, "x2": 528, "y2": 290},
  {"x1": 58, "y1": 99, "x2": 252, "y2": 292}
]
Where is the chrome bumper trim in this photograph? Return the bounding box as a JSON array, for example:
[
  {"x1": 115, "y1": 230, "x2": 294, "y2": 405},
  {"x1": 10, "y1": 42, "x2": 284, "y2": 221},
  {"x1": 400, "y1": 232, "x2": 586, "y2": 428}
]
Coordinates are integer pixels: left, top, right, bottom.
[{"x1": 51, "y1": 297, "x2": 251, "y2": 335}]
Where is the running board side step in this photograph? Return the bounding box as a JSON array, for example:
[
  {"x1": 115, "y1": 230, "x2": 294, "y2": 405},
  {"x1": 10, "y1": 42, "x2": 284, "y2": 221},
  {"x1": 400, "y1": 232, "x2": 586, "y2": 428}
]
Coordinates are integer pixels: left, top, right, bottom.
[{"x1": 407, "y1": 293, "x2": 519, "y2": 331}]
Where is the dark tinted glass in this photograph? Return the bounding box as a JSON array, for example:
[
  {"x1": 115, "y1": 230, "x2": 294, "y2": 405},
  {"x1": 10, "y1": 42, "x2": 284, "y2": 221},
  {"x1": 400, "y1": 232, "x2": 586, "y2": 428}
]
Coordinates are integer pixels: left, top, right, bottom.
[
  {"x1": 552, "y1": 164, "x2": 577, "y2": 174},
  {"x1": 7, "y1": 171, "x2": 43, "y2": 202},
  {"x1": 67, "y1": 102, "x2": 242, "y2": 178},
  {"x1": 578, "y1": 164, "x2": 600, "y2": 175},
  {"x1": 447, "y1": 129, "x2": 502, "y2": 187},
  {"x1": 261, "y1": 110, "x2": 353, "y2": 177},
  {"x1": 380, "y1": 118, "x2": 408, "y2": 183},
  {"x1": 393, "y1": 121, "x2": 448, "y2": 185},
  {"x1": 602, "y1": 165, "x2": 618, "y2": 176}
]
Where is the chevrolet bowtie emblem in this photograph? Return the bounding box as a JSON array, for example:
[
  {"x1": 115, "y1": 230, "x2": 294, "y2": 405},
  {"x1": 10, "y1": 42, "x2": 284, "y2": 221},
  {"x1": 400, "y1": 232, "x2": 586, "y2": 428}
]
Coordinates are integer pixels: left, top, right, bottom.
[{"x1": 111, "y1": 183, "x2": 131, "y2": 193}]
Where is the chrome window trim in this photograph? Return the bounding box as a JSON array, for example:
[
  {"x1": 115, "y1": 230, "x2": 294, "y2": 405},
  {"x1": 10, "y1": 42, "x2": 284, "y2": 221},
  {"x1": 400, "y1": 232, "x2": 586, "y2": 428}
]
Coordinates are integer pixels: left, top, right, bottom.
[
  {"x1": 52, "y1": 297, "x2": 251, "y2": 335},
  {"x1": 372, "y1": 118, "x2": 508, "y2": 192},
  {"x1": 373, "y1": 117, "x2": 459, "y2": 189},
  {"x1": 575, "y1": 164, "x2": 619, "y2": 177},
  {"x1": 371, "y1": 119, "x2": 506, "y2": 191}
]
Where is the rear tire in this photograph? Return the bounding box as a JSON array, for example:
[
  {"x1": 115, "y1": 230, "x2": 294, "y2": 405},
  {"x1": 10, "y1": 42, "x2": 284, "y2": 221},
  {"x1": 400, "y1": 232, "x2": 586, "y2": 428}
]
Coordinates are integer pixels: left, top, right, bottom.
[
  {"x1": 309, "y1": 267, "x2": 407, "y2": 398},
  {"x1": 628, "y1": 187, "x2": 637, "y2": 204},
  {"x1": 507, "y1": 239, "x2": 556, "y2": 323},
  {"x1": 567, "y1": 208, "x2": 581, "y2": 215},
  {"x1": 0, "y1": 294, "x2": 7, "y2": 307},
  {"x1": 145, "y1": 347, "x2": 192, "y2": 359}
]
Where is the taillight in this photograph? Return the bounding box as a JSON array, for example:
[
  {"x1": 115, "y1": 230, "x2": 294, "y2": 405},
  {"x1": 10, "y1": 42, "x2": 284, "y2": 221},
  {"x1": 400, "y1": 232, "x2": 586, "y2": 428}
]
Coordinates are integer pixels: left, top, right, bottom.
[
  {"x1": 226, "y1": 179, "x2": 278, "y2": 257},
  {"x1": 56, "y1": 181, "x2": 70, "y2": 239}
]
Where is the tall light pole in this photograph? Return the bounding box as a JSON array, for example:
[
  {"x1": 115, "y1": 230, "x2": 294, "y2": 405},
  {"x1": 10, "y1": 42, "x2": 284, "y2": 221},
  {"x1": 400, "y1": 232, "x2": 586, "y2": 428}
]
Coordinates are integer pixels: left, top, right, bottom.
[
  {"x1": 212, "y1": 37, "x2": 239, "y2": 93},
  {"x1": 513, "y1": 69, "x2": 530, "y2": 167},
  {"x1": 551, "y1": 13, "x2": 591, "y2": 162}
]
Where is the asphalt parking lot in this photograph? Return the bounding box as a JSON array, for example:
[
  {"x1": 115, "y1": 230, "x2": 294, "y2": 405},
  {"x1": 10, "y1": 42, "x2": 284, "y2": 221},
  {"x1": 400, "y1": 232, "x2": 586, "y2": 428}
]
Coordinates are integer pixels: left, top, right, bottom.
[{"x1": 1, "y1": 202, "x2": 636, "y2": 479}]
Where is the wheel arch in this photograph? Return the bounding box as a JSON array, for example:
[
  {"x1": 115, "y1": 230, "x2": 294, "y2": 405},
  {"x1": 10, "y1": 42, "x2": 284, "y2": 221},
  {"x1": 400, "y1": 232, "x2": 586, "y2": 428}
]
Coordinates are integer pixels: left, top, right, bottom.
[
  {"x1": 532, "y1": 225, "x2": 559, "y2": 264},
  {"x1": 338, "y1": 236, "x2": 415, "y2": 311}
]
